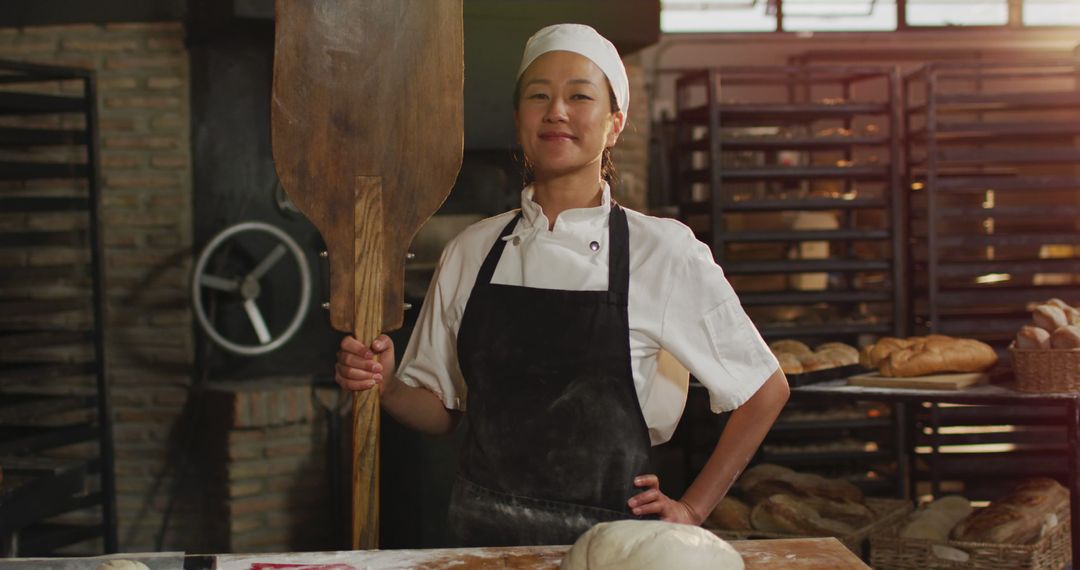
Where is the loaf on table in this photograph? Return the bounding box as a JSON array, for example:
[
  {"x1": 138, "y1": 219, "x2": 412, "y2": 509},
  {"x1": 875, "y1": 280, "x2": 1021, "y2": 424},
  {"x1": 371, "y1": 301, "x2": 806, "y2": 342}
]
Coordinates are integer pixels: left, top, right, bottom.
[
  {"x1": 951, "y1": 477, "x2": 1068, "y2": 544},
  {"x1": 861, "y1": 335, "x2": 997, "y2": 377}
]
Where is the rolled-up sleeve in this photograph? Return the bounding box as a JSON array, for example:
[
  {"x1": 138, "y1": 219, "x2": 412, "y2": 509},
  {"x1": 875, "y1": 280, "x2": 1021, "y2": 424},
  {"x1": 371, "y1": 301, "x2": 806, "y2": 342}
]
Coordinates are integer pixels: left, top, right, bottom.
[
  {"x1": 395, "y1": 241, "x2": 467, "y2": 410},
  {"x1": 659, "y1": 237, "x2": 779, "y2": 413}
]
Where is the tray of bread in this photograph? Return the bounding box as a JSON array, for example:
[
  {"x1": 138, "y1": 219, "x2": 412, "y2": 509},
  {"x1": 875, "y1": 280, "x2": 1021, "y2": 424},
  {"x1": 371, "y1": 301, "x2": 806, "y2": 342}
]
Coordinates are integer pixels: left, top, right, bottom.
[
  {"x1": 704, "y1": 463, "x2": 912, "y2": 558},
  {"x1": 1010, "y1": 298, "x2": 1080, "y2": 393},
  {"x1": 870, "y1": 477, "x2": 1070, "y2": 570},
  {"x1": 770, "y1": 340, "x2": 872, "y2": 387},
  {"x1": 846, "y1": 335, "x2": 999, "y2": 390}
]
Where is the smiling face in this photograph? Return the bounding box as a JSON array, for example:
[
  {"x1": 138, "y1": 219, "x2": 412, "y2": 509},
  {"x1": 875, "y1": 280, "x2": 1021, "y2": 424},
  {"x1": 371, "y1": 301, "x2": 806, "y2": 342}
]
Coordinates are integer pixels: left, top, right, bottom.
[{"x1": 514, "y1": 50, "x2": 625, "y2": 182}]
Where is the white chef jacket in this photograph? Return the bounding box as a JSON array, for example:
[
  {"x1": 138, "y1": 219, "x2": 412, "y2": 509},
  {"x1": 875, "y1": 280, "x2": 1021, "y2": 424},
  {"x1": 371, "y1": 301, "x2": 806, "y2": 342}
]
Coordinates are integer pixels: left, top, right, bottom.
[{"x1": 397, "y1": 182, "x2": 780, "y2": 445}]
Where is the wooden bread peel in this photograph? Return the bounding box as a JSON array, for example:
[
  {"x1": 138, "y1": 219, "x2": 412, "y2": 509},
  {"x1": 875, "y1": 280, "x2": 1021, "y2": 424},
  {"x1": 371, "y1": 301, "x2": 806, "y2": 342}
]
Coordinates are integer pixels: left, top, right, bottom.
[
  {"x1": 271, "y1": 0, "x2": 463, "y2": 549},
  {"x1": 847, "y1": 371, "x2": 988, "y2": 391}
]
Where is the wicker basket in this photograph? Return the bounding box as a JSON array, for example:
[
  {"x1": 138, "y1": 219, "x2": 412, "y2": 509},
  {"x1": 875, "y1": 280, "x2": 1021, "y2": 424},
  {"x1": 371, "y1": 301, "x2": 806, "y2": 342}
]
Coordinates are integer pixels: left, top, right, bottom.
[
  {"x1": 869, "y1": 506, "x2": 1071, "y2": 570},
  {"x1": 710, "y1": 497, "x2": 912, "y2": 559},
  {"x1": 1010, "y1": 345, "x2": 1080, "y2": 393}
]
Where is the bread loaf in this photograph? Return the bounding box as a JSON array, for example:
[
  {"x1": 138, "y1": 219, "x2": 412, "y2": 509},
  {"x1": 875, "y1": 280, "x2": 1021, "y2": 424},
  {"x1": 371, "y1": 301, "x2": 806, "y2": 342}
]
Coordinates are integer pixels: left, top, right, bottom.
[
  {"x1": 1032, "y1": 305, "x2": 1068, "y2": 333},
  {"x1": 737, "y1": 464, "x2": 796, "y2": 494},
  {"x1": 801, "y1": 496, "x2": 875, "y2": 527},
  {"x1": 951, "y1": 478, "x2": 1068, "y2": 544},
  {"x1": 1016, "y1": 325, "x2": 1051, "y2": 350},
  {"x1": 707, "y1": 496, "x2": 752, "y2": 531},
  {"x1": 1044, "y1": 298, "x2": 1071, "y2": 309},
  {"x1": 1065, "y1": 306, "x2": 1080, "y2": 326},
  {"x1": 879, "y1": 336, "x2": 998, "y2": 377},
  {"x1": 1050, "y1": 325, "x2": 1080, "y2": 349},
  {"x1": 743, "y1": 471, "x2": 864, "y2": 504},
  {"x1": 815, "y1": 342, "x2": 860, "y2": 365},
  {"x1": 776, "y1": 352, "x2": 804, "y2": 375},
  {"x1": 900, "y1": 495, "x2": 972, "y2": 541},
  {"x1": 770, "y1": 340, "x2": 812, "y2": 356},
  {"x1": 749, "y1": 494, "x2": 855, "y2": 536}
]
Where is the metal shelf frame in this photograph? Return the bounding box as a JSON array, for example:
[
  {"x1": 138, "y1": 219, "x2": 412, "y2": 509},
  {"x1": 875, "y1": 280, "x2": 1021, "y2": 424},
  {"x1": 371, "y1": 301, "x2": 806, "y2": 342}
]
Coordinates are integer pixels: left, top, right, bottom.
[
  {"x1": 667, "y1": 64, "x2": 906, "y2": 344},
  {"x1": 903, "y1": 60, "x2": 1080, "y2": 347},
  {"x1": 0, "y1": 58, "x2": 116, "y2": 555}
]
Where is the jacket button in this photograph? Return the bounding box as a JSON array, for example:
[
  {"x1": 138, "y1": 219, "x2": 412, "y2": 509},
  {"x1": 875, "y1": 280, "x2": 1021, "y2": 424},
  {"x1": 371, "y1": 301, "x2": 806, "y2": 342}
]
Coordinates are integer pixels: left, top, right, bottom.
[
  {"x1": 589, "y1": 241, "x2": 600, "y2": 251},
  {"x1": 513, "y1": 236, "x2": 521, "y2": 246}
]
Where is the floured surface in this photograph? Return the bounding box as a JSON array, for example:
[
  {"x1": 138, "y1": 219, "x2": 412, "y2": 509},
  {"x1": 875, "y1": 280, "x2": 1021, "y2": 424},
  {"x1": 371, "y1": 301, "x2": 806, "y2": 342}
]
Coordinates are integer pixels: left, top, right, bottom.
[
  {"x1": 214, "y1": 538, "x2": 866, "y2": 569},
  {"x1": 735, "y1": 538, "x2": 869, "y2": 569}
]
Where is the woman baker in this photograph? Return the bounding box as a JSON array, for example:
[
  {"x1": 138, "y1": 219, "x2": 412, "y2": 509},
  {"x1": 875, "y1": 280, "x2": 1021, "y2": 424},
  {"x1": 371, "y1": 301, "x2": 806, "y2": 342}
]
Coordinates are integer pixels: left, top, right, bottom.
[{"x1": 335, "y1": 23, "x2": 789, "y2": 547}]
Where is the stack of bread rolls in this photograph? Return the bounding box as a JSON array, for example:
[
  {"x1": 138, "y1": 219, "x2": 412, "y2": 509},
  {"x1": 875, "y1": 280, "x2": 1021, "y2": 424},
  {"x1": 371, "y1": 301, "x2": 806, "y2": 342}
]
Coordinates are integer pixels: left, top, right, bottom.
[
  {"x1": 707, "y1": 464, "x2": 874, "y2": 536},
  {"x1": 770, "y1": 340, "x2": 860, "y2": 375},
  {"x1": 858, "y1": 335, "x2": 998, "y2": 377},
  {"x1": 1015, "y1": 298, "x2": 1080, "y2": 351}
]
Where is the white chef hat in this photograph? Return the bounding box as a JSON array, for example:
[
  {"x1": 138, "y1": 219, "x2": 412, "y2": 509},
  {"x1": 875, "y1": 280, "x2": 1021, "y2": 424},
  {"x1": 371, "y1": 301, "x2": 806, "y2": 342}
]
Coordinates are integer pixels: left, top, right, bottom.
[{"x1": 517, "y1": 23, "x2": 629, "y2": 116}]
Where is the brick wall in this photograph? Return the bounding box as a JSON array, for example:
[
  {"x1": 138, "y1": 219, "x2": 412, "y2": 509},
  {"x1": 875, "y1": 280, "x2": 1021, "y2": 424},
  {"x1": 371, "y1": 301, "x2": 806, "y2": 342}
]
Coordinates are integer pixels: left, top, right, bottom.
[
  {"x1": 0, "y1": 22, "x2": 197, "y2": 552},
  {"x1": 610, "y1": 53, "x2": 650, "y2": 212},
  {"x1": 202, "y1": 378, "x2": 338, "y2": 552}
]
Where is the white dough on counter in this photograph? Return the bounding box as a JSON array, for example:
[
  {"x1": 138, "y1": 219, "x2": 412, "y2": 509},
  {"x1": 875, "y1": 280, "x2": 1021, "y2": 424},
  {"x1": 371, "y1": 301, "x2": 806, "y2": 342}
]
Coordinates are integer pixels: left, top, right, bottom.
[
  {"x1": 97, "y1": 561, "x2": 151, "y2": 570},
  {"x1": 559, "y1": 519, "x2": 744, "y2": 570}
]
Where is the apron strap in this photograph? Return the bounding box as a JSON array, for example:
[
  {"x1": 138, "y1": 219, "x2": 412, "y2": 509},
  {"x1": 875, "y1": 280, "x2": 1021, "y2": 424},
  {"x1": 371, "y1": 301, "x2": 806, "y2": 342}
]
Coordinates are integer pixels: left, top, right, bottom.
[
  {"x1": 608, "y1": 203, "x2": 629, "y2": 298},
  {"x1": 475, "y1": 211, "x2": 522, "y2": 288}
]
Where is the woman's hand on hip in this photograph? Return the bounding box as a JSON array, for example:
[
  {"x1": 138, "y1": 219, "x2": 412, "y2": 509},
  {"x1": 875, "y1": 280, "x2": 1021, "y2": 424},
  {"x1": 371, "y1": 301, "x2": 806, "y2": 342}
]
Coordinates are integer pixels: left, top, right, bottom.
[
  {"x1": 335, "y1": 334, "x2": 398, "y2": 395},
  {"x1": 628, "y1": 474, "x2": 704, "y2": 525}
]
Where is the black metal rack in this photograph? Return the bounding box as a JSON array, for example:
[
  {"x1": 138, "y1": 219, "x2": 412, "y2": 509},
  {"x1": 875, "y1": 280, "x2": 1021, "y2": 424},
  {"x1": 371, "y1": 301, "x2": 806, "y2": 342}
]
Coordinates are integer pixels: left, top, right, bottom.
[
  {"x1": 904, "y1": 60, "x2": 1080, "y2": 348},
  {"x1": 0, "y1": 59, "x2": 117, "y2": 555},
  {"x1": 663, "y1": 65, "x2": 907, "y2": 497},
  {"x1": 667, "y1": 65, "x2": 906, "y2": 346}
]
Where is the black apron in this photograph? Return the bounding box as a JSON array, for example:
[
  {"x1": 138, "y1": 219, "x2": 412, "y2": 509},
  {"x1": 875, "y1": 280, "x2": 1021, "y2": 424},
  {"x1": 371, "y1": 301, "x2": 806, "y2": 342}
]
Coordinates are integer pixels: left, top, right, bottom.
[{"x1": 448, "y1": 203, "x2": 655, "y2": 547}]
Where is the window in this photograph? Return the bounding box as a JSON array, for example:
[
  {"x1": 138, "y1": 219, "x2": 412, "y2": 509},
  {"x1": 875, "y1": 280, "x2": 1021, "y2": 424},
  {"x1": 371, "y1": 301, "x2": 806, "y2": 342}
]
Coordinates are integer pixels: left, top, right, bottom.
[
  {"x1": 1023, "y1": 0, "x2": 1080, "y2": 25},
  {"x1": 661, "y1": 0, "x2": 777, "y2": 32},
  {"x1": 660, "y1": 0, "x2": 1080, "y2": 32},
  {"x1": 782, "y1": 0, "x2": 898, "y2": 31},
  {"x1": 905, "y1": 0, "x2": 1009, "y2": 26}
]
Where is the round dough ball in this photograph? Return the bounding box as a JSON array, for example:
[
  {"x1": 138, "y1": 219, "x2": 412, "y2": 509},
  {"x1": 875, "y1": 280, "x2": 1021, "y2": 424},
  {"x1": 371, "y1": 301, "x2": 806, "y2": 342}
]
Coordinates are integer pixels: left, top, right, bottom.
[
  {"x1": 559, "y1": 520, "x2": 744, "y2": 570},
  {"x1": 97, "y1": 561, "x2": 151, "y2": 570}
]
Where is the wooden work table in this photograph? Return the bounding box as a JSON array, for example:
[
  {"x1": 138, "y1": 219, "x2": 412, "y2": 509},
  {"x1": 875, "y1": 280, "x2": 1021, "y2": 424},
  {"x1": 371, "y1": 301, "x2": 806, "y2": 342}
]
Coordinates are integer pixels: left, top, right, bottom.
[{"x1": 1, "y1": 537, "x2": 868, "y2": 569}]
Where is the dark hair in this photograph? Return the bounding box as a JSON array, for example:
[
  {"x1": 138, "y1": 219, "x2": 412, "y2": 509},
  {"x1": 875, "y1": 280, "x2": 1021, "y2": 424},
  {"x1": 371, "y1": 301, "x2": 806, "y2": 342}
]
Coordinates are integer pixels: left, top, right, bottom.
[{"x1": 512, "y1": 77, "x2": 620, "y2": 185}]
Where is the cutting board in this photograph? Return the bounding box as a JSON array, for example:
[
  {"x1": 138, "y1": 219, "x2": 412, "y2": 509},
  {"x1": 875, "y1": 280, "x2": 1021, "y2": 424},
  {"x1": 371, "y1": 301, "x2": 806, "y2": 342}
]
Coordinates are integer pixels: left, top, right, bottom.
[{"x1": 847, "y1": 371, "x2": 989, "y2": 390}]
